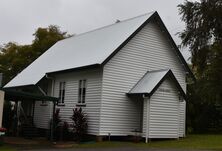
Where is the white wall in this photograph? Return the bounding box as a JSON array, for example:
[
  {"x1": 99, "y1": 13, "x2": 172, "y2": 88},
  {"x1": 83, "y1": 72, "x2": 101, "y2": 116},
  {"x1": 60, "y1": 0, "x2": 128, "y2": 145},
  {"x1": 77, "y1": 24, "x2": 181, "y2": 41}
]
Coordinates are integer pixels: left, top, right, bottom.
[
  {"x1": 53, "y1": 68, "x2": 103, "y2": 135},
  {"x1": 34, "y1": 101, "x2": 53, "y2": 129},
  {"x1": 33, "y1": 68, "x2": 103, "y2": 136},
  {"x1": 143, "y1": 79, "x2": 180, "y2": 138},
  {"x1": 100, "y1": 20, "x2": 186, "y2": 136},
  {"x1": 34, "y1": 81, "x2": 53, "y2": 129}
]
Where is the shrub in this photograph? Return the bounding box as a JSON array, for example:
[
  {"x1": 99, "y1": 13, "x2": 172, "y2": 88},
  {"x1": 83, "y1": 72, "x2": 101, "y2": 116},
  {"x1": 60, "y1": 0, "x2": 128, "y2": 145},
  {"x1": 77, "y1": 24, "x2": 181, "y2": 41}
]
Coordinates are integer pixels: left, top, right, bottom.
[
  {"x1": 54, "y1": 108, "x2": 62, "y2": 126},
  {"x1": 71, "y1": 108, "x2": 87, "y2": 142},
  {"x1": 62, "y1": 121, "x2": 69, "y2": 140},
  {"x1": 50, "y1": 108, "x2": 62, "y2": 141},
  {"x1": 50, "y1": 109, "x2": 72, "y2": 141}
]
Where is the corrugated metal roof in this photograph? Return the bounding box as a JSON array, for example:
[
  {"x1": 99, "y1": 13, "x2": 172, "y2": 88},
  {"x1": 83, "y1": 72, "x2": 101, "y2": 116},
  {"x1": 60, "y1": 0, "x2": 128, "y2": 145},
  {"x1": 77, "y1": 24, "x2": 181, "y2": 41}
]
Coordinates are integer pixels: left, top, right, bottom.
[
  {"x1": 128, "y1": 69, "x2": 186, "y2": 99},
  {"x1": 5, "y1": 12, "x2": 155, "y2": 88},
  {"x1": 128, "y1": 69, "x2": 169, "y2": 94}
]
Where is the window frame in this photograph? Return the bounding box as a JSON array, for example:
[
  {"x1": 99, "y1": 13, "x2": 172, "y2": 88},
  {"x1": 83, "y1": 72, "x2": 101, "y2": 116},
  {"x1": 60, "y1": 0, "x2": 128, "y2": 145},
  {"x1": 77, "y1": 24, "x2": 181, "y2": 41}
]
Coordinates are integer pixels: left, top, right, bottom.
[
  {"x1": 58, "y1": 81, "x2": 66, "y2": 105},
  {"x1": 77, "y1": 79, "x2": 87, "y2": 106}
]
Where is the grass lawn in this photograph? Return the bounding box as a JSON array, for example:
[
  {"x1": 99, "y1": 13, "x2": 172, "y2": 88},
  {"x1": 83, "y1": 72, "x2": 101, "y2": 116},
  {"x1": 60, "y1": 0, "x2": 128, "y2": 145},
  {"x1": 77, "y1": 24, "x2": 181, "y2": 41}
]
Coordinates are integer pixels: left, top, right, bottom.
[
  {"x1": 1, "y1": 135, "x2": 222, "y2": 150},
  {"x1": 0, "y1": 145, "x2": 15, "y2": 151},
  {"x1": 138, "y1": 135, "x2": 222, "y2": 150},
  {"x1": 75, "y1": 135, "x2": 222, "y2": 150}
]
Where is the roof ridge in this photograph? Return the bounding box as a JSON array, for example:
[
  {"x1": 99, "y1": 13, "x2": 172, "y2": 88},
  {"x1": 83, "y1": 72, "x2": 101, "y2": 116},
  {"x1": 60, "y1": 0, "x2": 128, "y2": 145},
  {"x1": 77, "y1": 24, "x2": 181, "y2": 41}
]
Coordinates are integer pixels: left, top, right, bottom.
[{"x1": 59, "y1": 11, "x2": 156, "y2": 42}]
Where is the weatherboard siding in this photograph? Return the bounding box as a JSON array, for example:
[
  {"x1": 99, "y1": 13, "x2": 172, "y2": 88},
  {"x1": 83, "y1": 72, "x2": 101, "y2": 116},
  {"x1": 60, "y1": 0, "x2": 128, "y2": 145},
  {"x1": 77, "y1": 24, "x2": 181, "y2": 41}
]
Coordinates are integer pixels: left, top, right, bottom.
[
  {"x1": 179, "y1": 101, "x2": 186, "y2": 137},
  {"x1": 33, "y1": 81, "x2": 54, "y2": 129},
  {"x1": 145, "y1": 79, "x2": 179, "y2": 138},
  {"x1": 34, "y1": 102, "x2": 53, "y2": 129},
  {"x1": 100, "y1": 21, "x2": 186, "y2": 136},
  {"x1": 53, "y1": 68, "x2": 102, "y2": 135}
]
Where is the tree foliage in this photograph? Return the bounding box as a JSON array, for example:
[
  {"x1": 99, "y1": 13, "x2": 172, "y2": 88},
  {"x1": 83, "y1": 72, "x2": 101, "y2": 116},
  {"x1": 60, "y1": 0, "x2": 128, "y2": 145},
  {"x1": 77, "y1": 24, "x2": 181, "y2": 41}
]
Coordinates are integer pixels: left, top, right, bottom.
[
  {"x1": 179, "y1": 0, "x2": 222, "y2": 75},
  {"x1": 0, "y1": 25, "x2": 70, "y2": 85},
  {"x1": 178, "y1": 0, "x2": 222, "y2": 132}
]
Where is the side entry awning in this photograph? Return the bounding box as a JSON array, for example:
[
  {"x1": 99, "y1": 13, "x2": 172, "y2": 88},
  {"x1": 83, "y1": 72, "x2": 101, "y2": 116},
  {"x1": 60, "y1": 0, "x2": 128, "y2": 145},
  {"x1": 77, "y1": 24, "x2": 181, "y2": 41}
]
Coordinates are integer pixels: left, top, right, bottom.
[
  {"x1": 0, "y1": 88, "x2": 59, "y2": 102},
  {"x1": 127, "y1": 69, "x2": 186, "y2": 99}
]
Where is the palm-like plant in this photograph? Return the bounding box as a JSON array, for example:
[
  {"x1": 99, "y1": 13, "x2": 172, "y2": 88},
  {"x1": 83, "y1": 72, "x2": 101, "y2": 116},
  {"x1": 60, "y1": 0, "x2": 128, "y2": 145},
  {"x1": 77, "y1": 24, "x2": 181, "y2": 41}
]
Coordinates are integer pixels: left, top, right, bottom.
[{"x1": 71, "y1": 108, "x2": 87, "y2": 141}]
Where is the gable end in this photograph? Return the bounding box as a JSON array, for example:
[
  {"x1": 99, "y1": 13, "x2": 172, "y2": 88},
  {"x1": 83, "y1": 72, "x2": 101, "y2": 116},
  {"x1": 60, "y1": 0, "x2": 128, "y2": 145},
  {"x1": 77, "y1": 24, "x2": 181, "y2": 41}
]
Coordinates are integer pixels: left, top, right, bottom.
[{"x1": 101, "y1": 12, "x2": 194, "y2": 80}]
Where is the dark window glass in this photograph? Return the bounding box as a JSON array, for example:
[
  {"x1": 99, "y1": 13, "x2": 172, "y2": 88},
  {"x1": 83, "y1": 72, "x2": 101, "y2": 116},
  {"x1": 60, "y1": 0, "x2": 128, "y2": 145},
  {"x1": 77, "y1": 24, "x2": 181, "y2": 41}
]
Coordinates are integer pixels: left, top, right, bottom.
[
  {"x1": 59, "y1": 82, "x2": 65, "y2": 104},
  {"x1": 78, "y1": 79, "x2": 86, "y2": 104}
]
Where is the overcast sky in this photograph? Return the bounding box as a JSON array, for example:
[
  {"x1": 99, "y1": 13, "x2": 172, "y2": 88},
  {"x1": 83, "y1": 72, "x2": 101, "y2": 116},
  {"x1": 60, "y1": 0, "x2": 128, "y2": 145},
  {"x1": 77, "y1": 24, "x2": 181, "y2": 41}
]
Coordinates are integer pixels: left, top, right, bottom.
[{"x1": 0, "y1": 0, "x2": 191, "y2": 61}]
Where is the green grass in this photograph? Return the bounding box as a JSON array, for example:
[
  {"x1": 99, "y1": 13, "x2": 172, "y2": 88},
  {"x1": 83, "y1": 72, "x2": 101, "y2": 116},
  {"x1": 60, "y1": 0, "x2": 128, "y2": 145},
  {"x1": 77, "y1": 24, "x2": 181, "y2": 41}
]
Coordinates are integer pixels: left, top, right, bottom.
[
  {"x1": 75, "y1": 135, "x2": 222, "y2": 150},
  {"x1": 138, "y1": 135, "x2": 222, "y2": 150},
  {"x1": 2, "y1": 135, "x2": 222, "y2": 150},
  {"x1": 0, "y1": 145, "x2": 15, "y2": 151}
]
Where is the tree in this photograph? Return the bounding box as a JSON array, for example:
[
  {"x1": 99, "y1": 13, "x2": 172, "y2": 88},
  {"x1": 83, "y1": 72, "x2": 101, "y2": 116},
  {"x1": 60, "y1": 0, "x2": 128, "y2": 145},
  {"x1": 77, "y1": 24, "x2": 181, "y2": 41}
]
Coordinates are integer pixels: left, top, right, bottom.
[
  {"x1": 0, "y1": 25, "x2": 70, "y2": 85},
  {"x1": 178, "y1": 0, "x2": 222, "y2": 76},
  {"x1": 178, "y1": 0, "x2": 222, "y2": 132},
  {"x1": 32, "y1": 25, "x2": 69, "y2": 57}
]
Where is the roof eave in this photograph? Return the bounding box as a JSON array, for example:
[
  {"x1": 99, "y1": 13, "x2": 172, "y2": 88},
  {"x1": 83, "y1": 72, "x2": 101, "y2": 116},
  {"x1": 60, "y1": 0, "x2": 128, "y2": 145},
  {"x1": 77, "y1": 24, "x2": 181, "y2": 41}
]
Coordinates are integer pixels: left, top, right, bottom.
[
  {"x1": 46, "y1": 64, "x2": 101, "y2": 75},
  {"x1": 3, "y1": 84, "x2": 36, "y2": 89},
  {"x1": 153, "y1": 13, "x2": 195, "y2": 81}
]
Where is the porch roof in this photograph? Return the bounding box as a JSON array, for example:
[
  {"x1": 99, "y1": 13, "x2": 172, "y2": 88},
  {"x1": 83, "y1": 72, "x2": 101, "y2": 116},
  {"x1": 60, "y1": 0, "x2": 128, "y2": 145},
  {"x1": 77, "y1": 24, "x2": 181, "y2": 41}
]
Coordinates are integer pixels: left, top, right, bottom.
[
  {"x1": 0, "y1": 88, "x2": 59, "y2": 102},
  {"x1": 127, "y1": 69, "x2": 186, "y2": 98}
]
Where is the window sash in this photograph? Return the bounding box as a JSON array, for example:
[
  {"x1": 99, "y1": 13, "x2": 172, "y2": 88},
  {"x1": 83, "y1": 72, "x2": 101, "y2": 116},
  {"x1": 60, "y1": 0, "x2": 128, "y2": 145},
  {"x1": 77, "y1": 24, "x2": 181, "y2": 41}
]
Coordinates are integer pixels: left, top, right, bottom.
[
  {"x1": 59, "y1": 82, "x2": 65, "y2": 104},
  {"x1": 78, "y1": 80, "x2": 86, "y2": 104}
]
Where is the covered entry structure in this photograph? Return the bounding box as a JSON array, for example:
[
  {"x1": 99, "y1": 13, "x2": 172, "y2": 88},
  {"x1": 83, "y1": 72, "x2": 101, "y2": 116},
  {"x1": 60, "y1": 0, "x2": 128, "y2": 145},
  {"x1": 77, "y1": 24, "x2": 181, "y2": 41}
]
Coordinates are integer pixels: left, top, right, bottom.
[
  {"x1": 128, "y1": 69, "x2": 186, "y2": 143},
  {"x1": 0, "y1": 88, "x2": 59, "y2": 140}
]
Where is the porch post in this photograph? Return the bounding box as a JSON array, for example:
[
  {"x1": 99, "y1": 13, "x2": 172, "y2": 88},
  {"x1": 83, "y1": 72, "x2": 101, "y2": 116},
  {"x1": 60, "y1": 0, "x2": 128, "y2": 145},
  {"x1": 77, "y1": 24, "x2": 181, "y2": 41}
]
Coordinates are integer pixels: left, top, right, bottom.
[
  {"x1": 32, "y1": 101, "x2": 35, "y2": 124},
  {"x1": 0, "y1": 90, "x2": 5, "y2": 127},
  {"x1": 16, "y1": 101, "x2": 21, "y2": 137},
  {"x1": 145, "y1": 96, "x2": 150, "y2": 143},
  {"x1": 50, "y1": 101, "x2": 56, "y2": 142}
]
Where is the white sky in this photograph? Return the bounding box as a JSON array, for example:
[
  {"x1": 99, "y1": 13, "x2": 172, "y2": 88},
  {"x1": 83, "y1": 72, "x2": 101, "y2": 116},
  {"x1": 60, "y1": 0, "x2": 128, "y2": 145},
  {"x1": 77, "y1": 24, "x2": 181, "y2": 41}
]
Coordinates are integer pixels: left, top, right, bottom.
[{"x1": 0, "y1": 0, "x2": 191, "y2": 61}]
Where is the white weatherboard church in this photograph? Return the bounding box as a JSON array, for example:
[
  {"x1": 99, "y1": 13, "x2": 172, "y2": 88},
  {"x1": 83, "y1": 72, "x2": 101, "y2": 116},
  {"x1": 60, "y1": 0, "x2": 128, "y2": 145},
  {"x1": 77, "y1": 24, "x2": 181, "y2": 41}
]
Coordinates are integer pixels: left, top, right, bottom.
[{"x1": 4, "y1": 11, "x2": 193, "y2": 142}]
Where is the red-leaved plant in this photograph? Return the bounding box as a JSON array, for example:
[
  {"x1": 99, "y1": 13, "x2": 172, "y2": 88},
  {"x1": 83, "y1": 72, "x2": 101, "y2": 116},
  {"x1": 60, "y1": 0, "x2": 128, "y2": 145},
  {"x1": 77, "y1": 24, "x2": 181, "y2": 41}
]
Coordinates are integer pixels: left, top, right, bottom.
[{"x1": 71, "y1": 108, "x2": 87, "y2": 142}]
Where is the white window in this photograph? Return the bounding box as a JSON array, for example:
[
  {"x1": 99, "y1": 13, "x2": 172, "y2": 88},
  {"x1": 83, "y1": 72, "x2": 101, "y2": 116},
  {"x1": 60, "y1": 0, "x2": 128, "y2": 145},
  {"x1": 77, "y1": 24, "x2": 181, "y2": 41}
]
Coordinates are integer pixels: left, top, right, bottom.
[
  {"x1": 78, "y1": 79, "x2": 86, "y2": 104},
  {"x1": 58, "y1": 82, "x2": 66, "y2": 104}
]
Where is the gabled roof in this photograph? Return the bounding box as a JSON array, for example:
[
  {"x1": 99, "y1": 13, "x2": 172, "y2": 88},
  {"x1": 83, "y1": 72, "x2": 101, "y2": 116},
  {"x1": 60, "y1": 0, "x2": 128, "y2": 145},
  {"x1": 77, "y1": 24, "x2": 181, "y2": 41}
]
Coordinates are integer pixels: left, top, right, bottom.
[
  {"x1": 5, "y1": 11, "x2": 193, "y2": 88},
  {"x1": 128, "y1": 69, "x2": 186, "y2": 99}
]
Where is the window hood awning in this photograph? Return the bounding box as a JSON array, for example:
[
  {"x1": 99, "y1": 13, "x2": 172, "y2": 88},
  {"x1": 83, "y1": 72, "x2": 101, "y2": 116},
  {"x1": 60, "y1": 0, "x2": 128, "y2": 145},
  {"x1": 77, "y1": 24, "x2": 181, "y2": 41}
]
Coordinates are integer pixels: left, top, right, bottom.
[
  {"x1": 127, "y1": 69, "x2": 186, "y2": 99},
  {"x1": 0, "y1": 88, "x2": 59, "y2": 102}
]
